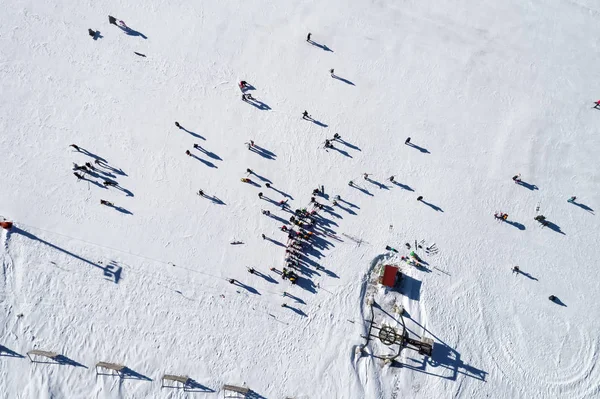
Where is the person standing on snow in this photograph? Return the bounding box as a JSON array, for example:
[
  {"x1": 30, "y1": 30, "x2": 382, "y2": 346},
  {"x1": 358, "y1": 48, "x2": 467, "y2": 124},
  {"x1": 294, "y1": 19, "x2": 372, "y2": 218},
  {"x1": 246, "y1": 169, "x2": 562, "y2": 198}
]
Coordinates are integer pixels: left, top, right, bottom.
[{"x1": 307, "y1": 33, "x2": 312, "y2": 42}]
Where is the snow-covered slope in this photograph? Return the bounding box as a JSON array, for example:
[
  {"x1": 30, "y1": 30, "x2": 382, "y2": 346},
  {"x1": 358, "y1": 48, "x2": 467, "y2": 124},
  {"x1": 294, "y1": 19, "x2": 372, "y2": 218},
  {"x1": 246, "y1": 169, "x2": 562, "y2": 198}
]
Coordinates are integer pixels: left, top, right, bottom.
[{"x1": 1, "y1": 0, "x2": 600, "y2": 398}]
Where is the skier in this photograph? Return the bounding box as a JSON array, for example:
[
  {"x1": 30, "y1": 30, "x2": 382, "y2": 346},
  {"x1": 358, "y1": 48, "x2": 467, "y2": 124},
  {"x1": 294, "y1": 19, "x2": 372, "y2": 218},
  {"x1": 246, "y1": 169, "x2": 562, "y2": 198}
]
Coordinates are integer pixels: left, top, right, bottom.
[
  {"x1": 512, "y1": 266, "x2": 520, "y2": 274},
  {"x1": 417, "y1": 196, "x2": 423, "y2": 201},
  {"x1": 108, "y1": 15, "x2": 117, "y2": 25},
  {"x1": 265, "y1": 183, "x2": 271, "y2": 188},
  {"x1": 262, "y1": 210, "x2": 271, "y2": 216},
  {"x1": 279, "y1": 199, "x2": 288, "y2": 208},
  {"x1": 302, "y1": 110, "x2": 309, "y2": 119},
  {"x1": 74, "y1": 172, "x2": 84, "y2": 180},
  {"x1": 193, "y1": 144, "x2": 201, "y2": 150},
  {"x1": 324, "y1": 139, "x2": 333, "y2": 148},
  {"x1": 310, "y1": 196, "x2": 315, "y2": 203},
  {"x1": 567, "y1": 196, "x2": 576, "y2": 203},
  {"x1": 246, "y1": 168, "x2": 253, "y2": 175},
  {"x1": 239, "y1": 80, "x2": 248, "y2": 89},
  {"x1": 241, "y1": 177, "x2": 251, "y2": 183},
  {"x1": 247, "y1": 267, "x2": 255, "y2": 274},
  {"x1": 100, "y1": 200, "x2": 113, "y2": 206},
  {"x1": 307, "y1": 32, "x2": 311, "y2": 42},
  {"x1": 548, "y1": 295, "x2": 556, "y2": 301},
  {"x1": 103, "y1": 180, "x2": 117, "y2": 187},
  {"x1": 330, "y1": 68, "x2": 335, "y2": 77},
  {"x1": 69, "y1": 144, "x2": 80, "y2": 151},
  {"x1": 85, "y1": 162, "x2": 95, "y2": 170},
  {"x1": 175, "y1": 121, "x2": 181, "y2": 128},
  {"x1": 512, "y1": 174, "x2": 522, "y2": 183},
  {"x1": 73, "y1": 164, "x2": 87, "y2": 172},
  {"x1": 334, "y1": 195, "x2": 340, "y2": 200},
  {"x1": 186, "y1": 150, "x2": 191, "y2": 156},
  {"x1": 312, "y1": 188, "x2": 319, "y2": 195},
  {"x1": 389, "y1": 176, "x2": 395, "y2": 182},
  {"x1": 348, "y1": 181, "x2": 354, "y2": 186},
  {"x1": 242, "y1": 94, "x2": 249, "y2": 102},
  {"x1": 363, "y1": 173, "x2": 370, "y2": 180},
  {"x1": 281, "y1": 225, "x2": 288, "y2": 231},
  {"x1": 333, "y1": 133, "x2": 340, "y2": 140},
  {"x1": 594, "y1": 101, "x2": 600, "y2": 109},
  {"x1": 258, "y1": 192, "x2": 263, "y2": 198},
  {"x1": 198, "y1": 190, "x2": 204, "y2": 197},
  {"x1": 333, "y1": 200, "x2": 338, "y2": 206},
  {"x1": 229, "y1": 278, "x2": 236, "y2": 284},
  {"x1": 261, "y1": 234, "x2": 266, "y2": 239},
  {"x1": 88, "y1": 29, "x2": 96, "y2": 38},
  {"x1": 405, "y1": 137, "x2": 411, "y2": 145}
]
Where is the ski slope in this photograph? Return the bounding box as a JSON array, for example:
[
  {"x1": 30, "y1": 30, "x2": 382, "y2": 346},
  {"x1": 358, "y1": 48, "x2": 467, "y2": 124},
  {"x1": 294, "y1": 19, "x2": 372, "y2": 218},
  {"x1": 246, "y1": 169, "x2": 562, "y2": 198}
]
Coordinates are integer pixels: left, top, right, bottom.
[{"x1": 1, "y1": 0, "x2": 600, "y2": 398}]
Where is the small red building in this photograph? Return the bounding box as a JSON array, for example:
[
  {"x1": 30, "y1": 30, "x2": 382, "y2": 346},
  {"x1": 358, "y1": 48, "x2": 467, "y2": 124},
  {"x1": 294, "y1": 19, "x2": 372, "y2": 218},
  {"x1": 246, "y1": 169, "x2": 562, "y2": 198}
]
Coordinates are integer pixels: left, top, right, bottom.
[{"x1": 381, "y1": 265, "x2": 400, "y2": 288}]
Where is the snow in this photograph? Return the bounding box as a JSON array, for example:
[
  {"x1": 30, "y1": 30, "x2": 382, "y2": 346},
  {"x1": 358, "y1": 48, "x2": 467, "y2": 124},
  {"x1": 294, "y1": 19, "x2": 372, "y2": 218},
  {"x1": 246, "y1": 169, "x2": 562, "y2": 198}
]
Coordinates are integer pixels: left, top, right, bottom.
[{"x1": 1, "y1": 0, "x2": 600, "y2": 398}]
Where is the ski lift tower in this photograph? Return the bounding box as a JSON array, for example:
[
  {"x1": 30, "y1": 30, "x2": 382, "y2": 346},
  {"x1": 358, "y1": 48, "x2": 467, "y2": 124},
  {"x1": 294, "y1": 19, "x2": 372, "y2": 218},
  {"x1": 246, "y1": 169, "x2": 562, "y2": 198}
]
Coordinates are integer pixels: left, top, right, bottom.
[{"x1": 361, "y1": 301, "x2": 434, "y2": 362}]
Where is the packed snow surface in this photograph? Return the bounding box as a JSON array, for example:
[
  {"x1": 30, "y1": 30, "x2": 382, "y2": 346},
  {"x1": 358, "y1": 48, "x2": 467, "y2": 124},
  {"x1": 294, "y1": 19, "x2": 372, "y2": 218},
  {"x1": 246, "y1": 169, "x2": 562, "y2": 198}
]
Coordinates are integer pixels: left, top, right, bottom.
[{"x1": 1, "y1": 0, "x2": 600, "y2": 398}]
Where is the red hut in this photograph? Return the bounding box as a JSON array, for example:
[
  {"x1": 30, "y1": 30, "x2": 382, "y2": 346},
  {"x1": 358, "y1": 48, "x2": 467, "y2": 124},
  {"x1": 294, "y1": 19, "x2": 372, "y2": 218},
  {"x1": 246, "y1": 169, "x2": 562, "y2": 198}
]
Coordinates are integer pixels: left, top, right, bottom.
[{"x1": 381, "y1": 265, "x2": 400, "y2": 288}]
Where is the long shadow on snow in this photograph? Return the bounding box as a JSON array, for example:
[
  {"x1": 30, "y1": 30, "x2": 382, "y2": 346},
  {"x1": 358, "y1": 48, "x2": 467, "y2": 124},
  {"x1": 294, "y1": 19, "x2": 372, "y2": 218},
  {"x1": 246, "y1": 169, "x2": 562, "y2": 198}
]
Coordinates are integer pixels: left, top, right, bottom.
[
  {"x1": 571, "y1": 201, "x2": 594, "y2": 214},
  {"x1": 517, "y1": 180, "x2": 538, "y2": 191},
  {"x1": 184, "y1": 379, "x2": 215, "y2": 392},
  {"x1": 350, "y1": 184, "x2": 373, "y2": 197},
  {"x1": 366, "y1": 178, "x2": 390, "y2": 190},
  {"x1": 121, "y1": 367, "x2": 152, "y2": 381},
  {"x1": 246, "y1": 99, "x2": 271, "y2": 111},
  {"x1": 190, "y1": 154, "x2": 217, "y2": 168},
  {"x1": 10, "y1": 227, "x2": 122, "y2": 283},
  {"x1": 421, "y1": 200, "x2": 443, "y2": 212},
  {"x1": 336, "y1": 203, "x2": 356, "y2": 215},
  {"x1": 233, "y1": 280, "x2": 261, "y2": 295},
  {"x1": 392, "y1": 181, "x2": 414, "y2": 191},
  {"x1": 265, "y1": 237, "x2": 286, "y2": 247},
  {"x1": 0, "y1": 345, "x2": 25, "y2": 358},
  {"x1": 295, "y1": 276, "x2": 317, "y2": 294},
  {"x1": 269, "y1": 186, "x2": 294, "y2": 200},
  {"x1": 308, "y1": 40, "x2": 333, "y2": 52},
  {"x1": 332, "y1": 74, "x2": 355, "y2": 86},
  {"x1": 181, "y1": 127, "x2": 206, "y2": 140},
  {"x1": 391, "y1": 315, "x2": 487, "y2": 382},
  {"x1": 118, "y1": 24, "x2": 148, "y2": 39},
  {"x1": 249, "y1": 146, "x2": 276, "y2": 160},
  {"x1": 505, "y1": 220, "x2": 526, "y2": 230},
  {"x1": 284, "y1": 305, "x2": 308, "y2": 317},
  {"x1": 399, "y1": 274, "x2": 422, "y2": 301},
  {"x1": 338, "y1": 197, "x2": 359, "y2": 209},
  {"x1": 545, "y1": 221, "x2": 566, "y2": 235},
  {"x1": 406, "y1": 143, "x2": 430, "y2": 154},
  {"x1": 337, "y1": 138, "x2": 361, "y2": 151},
  {"x1": 329, "y1": 146, "x2": 352, "y2": 158},
  {"x1": 197, "y1": 147, "x2": 222, "y2": 161}
]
